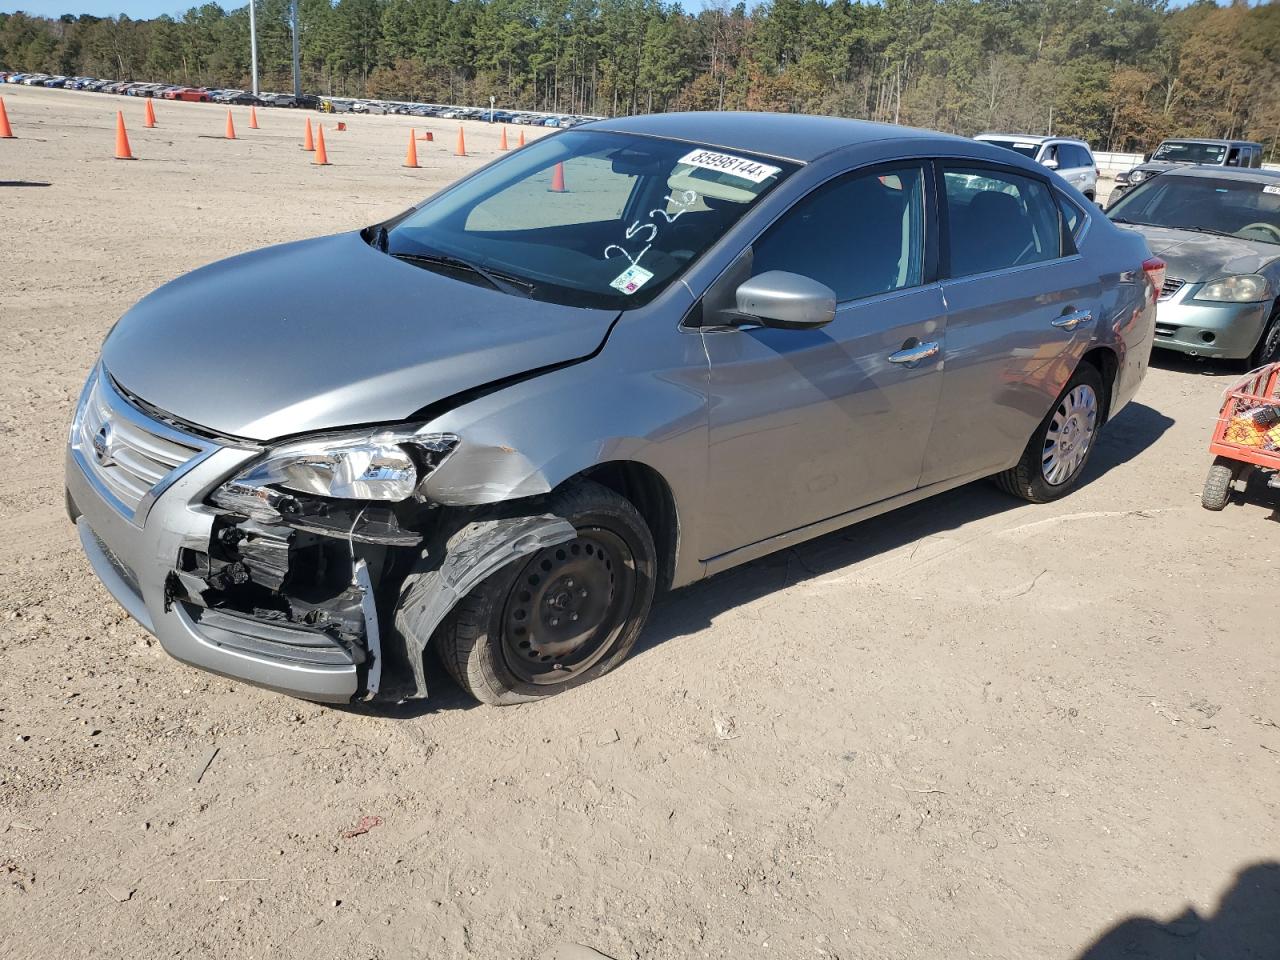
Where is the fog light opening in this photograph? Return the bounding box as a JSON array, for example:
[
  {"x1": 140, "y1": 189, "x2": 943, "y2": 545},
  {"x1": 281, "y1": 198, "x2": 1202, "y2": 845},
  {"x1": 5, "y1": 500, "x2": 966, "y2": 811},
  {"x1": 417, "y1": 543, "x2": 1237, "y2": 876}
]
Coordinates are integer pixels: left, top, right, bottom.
[{"x1": 1200, "y1": 331, "x2": 1217, "y2": 345}]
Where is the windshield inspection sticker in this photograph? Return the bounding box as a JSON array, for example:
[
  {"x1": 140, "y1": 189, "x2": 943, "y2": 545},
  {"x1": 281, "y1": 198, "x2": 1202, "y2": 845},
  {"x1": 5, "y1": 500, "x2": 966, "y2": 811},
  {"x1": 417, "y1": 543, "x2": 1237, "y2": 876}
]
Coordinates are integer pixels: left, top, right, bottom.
[
  {"x1": 610, "y1": 263, "x2": 654, "y2": 295},
  {"x1": 678, "y1": 149, "x2": 781, "y2": 184}
]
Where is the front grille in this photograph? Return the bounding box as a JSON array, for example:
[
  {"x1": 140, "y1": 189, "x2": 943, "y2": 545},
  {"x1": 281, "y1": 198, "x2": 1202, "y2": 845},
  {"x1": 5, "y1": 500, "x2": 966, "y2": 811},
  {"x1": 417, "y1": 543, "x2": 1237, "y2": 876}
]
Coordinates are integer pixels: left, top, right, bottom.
[
  {"x1": 1159, "y1": 277, "x2": 1185, "y2": 301},
  {"x1": 72, "y1": 370, "x2": 205, "y2": 518}
]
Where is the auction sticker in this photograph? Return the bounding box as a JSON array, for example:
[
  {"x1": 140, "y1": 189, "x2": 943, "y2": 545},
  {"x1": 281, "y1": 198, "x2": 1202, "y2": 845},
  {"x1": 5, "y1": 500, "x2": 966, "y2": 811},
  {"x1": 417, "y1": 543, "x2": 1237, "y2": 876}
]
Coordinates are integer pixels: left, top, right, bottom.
[
  {"x1": 678, "y1": 149, "x2": 781, "y2": 184},
  {"x1": 1264, "y1": 184, "x2": 1280, "y2": 196},
  {"x1": 610, "y1": 263, "x2": 654, "y2": 295}
]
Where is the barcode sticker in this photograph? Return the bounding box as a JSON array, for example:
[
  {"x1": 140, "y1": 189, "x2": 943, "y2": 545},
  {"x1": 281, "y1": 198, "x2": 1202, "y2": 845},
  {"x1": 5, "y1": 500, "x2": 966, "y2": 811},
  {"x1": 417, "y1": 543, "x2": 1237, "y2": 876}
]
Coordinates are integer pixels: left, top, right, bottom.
[{"x1": 678, "y1": 149, "x2": 781, "y2": 184}]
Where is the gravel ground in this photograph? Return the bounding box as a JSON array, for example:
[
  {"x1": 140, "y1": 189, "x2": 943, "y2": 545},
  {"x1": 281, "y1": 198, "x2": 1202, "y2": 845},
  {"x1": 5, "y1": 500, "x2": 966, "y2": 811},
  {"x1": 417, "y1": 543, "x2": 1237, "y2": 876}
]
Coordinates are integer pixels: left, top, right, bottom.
[{"x1": 1, "y1": 85, "x2": 1278, "y2": 960}]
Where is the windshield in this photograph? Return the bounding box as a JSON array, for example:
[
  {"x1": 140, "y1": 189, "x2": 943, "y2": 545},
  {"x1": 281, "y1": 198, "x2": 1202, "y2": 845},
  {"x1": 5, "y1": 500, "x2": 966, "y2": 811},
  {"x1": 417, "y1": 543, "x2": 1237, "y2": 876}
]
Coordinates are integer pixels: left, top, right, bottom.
[
  {"x1": 981, "y1": 138, "x2": 1041, "y2": 160},
  {"x1": 1107, "y1": 175, "x2": 1280, "y2": 245},
  {"x1": 383, "y1": 130, "x2": 796, "y2": 309},
  {"x1": 1150, "y1": 141, "x2": 1227, "y2": 165}
]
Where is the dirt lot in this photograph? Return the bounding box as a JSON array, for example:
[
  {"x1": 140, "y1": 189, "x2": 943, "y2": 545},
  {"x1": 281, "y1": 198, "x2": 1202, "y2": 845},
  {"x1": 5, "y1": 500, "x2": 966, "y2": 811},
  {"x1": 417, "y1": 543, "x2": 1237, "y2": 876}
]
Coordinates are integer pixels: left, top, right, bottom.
[{"x1": 2, "y1": 85, "x2": 1278, "y2": 960}]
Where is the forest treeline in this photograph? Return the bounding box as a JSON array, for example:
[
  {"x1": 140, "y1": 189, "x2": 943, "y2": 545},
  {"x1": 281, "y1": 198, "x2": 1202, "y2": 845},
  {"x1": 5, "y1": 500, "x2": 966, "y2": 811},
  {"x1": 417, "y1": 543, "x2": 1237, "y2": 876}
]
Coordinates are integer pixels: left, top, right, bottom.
[{"x1": 1, "y1": 0, "x2": 1278, "y2": 155}]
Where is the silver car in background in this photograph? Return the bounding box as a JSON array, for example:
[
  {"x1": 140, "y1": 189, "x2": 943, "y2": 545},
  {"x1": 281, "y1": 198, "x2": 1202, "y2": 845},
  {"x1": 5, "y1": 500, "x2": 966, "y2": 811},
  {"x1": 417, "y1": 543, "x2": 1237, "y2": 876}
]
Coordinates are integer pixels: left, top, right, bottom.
[
  {"x1": 974, "y1": 134, "x2": 1100, "y2": 202},
  {"x1": 1107, "y1": 167, "x2": 1280, "y2": 365},
  {"x1": 66, "y1": 113, "x2": 1159, "y2": 707}
]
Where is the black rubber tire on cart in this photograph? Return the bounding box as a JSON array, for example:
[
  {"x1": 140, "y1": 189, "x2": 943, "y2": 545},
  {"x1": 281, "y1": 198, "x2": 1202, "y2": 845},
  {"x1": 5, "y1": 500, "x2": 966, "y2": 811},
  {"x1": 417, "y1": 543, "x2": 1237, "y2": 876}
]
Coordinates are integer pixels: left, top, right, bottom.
[
  {"x1": 431, "y1": 480, "x2": 657, "y2": 706},
  {"x1": 994, "y1": 361, "x2": 1106, "y2": 504},
  {"x1": 1201, "y1": 457, "x2": 1238, "y2": 511}
]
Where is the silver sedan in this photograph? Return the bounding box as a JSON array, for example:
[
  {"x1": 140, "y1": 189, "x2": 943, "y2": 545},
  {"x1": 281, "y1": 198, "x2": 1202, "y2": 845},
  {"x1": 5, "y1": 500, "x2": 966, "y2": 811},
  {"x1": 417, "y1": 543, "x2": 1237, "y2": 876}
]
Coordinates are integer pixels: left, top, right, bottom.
[{"x1": 67, "y1": 112, "x2": 1158, "y2": 706}]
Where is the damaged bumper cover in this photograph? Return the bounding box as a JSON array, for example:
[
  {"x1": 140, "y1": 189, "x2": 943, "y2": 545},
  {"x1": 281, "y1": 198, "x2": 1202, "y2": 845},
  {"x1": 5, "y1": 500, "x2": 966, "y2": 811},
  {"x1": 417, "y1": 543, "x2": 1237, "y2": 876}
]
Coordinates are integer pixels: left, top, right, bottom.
[{"x1": 66, "y1": 370, "x2": 572, "y2": 704}]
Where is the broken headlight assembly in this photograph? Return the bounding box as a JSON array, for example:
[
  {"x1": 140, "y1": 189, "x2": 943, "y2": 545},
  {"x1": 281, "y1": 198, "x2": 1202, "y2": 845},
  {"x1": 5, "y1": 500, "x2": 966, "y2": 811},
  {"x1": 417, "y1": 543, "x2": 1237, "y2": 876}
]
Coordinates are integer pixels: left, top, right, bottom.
[{"x1": 212, "y1": 429, "x2": 458, "y2": 522}]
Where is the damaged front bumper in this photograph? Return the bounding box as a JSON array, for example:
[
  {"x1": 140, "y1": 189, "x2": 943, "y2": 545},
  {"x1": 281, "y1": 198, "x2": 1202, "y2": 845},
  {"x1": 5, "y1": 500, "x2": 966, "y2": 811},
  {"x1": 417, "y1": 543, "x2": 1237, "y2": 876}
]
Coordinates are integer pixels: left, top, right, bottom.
[
  {"x1": 65, "y1": 366, "x2": 573, "y2": 704},
  {"x1": 66, "y1": 433, "x2": 367, "y2": 703}
]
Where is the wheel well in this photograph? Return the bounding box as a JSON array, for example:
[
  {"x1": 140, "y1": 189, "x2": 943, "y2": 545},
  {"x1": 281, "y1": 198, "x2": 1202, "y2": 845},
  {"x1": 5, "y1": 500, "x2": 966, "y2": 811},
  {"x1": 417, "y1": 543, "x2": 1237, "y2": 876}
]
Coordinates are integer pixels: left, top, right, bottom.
[
  {"x1": 572, "y1": 461, "x2": 678, "y2": 593},
  {"x1": 1080, "y1": 346, "x2": 1119, "y2": 422}
]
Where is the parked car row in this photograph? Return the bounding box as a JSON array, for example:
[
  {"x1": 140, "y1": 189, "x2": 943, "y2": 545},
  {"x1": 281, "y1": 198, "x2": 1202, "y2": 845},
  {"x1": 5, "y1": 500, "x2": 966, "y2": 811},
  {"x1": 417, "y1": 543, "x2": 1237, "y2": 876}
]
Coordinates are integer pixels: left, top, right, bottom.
[
  {"x1": 0, "y1": 71, "x2": 596, "y2": 127},
  {"x1": 318, "y1": 97, "x2": 593, "y2": 127},
  {"x1": 0, "y1": 72, "x2": 323, "y2": 109}
]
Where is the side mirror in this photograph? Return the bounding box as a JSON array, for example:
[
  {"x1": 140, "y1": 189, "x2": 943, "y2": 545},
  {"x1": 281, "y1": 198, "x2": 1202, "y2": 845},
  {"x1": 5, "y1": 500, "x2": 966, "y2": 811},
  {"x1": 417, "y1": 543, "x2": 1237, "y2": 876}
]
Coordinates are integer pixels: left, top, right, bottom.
[
  {"x1": 1042, "y1": 158, "x2": 1060, "y2": 170},
  {"x1": 733, "y1": 271, "x2": 836, "y2": 330}
]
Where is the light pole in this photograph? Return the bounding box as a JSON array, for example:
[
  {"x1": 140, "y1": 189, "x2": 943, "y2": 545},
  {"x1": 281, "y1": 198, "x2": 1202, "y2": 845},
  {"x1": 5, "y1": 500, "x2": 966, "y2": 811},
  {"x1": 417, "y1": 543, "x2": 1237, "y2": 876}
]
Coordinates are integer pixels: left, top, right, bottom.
[
  {"x1": 290, "y1": 0, "x2": 301, "y2": 99},
  {"x1": 248, "y1": 0, "x2": 259, "y2": 96},
  {"x1": 489, "y1": 95, "x2": 495, "y2": 123}
]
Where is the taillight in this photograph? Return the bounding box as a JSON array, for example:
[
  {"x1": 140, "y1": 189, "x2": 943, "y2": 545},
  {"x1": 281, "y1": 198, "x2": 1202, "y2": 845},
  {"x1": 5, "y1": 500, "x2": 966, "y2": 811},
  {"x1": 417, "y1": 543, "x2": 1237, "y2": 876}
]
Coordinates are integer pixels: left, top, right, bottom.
[{"x1": 1142, "y1": 257, "x2": 1166, "y2": 304}]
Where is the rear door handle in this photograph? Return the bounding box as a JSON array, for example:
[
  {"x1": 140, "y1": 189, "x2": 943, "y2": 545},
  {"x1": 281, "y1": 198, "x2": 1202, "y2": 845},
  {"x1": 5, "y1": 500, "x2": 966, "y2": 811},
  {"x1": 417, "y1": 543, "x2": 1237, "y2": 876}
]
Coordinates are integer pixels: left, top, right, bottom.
[
  {"x1": 1052, "y1": 310, "x2": 1093, "y2": 331},
  {"x1": 888, "y1": 340, "x2": 940, "y2": 365}
]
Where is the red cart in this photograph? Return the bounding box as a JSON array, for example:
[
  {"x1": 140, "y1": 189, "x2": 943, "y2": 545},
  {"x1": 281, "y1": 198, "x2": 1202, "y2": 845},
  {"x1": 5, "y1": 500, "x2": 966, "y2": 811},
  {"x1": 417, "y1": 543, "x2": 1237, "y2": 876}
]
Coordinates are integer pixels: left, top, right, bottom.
[{"x1": 1202, "y1": 361, "x2": 1280, "y2": 510}]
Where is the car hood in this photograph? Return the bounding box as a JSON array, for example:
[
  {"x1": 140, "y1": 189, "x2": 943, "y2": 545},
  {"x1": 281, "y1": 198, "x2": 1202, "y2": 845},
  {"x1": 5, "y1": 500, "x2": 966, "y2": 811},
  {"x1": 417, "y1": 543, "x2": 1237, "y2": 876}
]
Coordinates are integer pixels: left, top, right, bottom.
[
  {"x1": 1115, "y1": 224, "x2": 1278, "y2": 283},
  {"x1": 103, "y1": 232, "x2": 619, "y2": 442}
]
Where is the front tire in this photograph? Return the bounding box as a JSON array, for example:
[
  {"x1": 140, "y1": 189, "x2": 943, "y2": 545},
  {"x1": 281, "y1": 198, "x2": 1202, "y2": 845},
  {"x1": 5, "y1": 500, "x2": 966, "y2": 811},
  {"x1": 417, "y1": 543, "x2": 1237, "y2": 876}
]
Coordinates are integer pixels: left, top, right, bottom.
[
  {"x1": 1249, "y1": 305, "x2": 1280, "y2": 369},
  {"x1": 995, "y1": 361, "x2": 1105, "y2": 503},
  {"x1": 430, "y1": 481, "x2": 656, "y2": 705}
]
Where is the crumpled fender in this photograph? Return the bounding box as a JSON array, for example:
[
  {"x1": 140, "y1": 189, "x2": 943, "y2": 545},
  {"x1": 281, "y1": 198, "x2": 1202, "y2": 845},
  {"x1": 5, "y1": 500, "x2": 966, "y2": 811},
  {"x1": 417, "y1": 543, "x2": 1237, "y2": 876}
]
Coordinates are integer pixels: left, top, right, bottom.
[{"x1": 391, "y1": 513, "x2": 576, "y2": 699}]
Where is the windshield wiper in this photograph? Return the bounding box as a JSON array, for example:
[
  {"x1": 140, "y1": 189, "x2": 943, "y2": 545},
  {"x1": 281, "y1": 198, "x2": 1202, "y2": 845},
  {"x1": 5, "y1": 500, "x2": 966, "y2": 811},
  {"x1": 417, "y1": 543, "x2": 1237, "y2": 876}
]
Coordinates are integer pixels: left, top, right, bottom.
[
  {"x1": 1171, "y1": 224, "x2": 1238, "y2": 239},
  {"x1": 392, "y1": 251, "x2": 534, "y2": 297},
  {"x1": 1109, "y1": 218, "x2": 1144, "y2": 225}
]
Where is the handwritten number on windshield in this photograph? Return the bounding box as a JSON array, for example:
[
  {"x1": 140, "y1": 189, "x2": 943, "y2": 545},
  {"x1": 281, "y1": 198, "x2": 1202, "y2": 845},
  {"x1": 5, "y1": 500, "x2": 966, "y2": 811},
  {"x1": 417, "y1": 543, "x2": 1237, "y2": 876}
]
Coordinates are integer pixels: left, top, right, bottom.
[{"x1": 602, "y1": 190, "x2": 699, "y2": 274}]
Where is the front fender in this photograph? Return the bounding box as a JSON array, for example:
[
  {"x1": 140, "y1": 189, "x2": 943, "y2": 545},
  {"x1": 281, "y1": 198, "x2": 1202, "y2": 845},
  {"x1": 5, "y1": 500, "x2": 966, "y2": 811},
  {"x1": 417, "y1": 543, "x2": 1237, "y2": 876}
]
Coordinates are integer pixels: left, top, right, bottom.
[{"x1": 417, "y1": 309, "x2": 711, "y2": 587}]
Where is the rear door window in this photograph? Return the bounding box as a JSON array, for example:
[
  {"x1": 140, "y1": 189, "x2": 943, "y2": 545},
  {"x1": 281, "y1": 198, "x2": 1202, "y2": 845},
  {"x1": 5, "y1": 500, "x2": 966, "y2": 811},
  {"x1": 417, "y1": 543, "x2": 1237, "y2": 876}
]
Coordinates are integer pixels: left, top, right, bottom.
[{"x1": 943, "y1": 167, "x2": 1066, "y2": 278}]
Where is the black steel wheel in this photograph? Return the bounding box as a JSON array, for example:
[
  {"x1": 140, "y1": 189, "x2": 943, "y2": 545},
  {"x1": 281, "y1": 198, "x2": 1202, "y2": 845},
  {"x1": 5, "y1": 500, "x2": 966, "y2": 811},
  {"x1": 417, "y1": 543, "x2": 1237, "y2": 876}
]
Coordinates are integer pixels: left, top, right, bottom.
[
  {"x1": 427, "y1": 480, "x2": 657, "y2": 705},
  {"x1": 501, "y1": 528, "x2": 637, "y2": 685}
]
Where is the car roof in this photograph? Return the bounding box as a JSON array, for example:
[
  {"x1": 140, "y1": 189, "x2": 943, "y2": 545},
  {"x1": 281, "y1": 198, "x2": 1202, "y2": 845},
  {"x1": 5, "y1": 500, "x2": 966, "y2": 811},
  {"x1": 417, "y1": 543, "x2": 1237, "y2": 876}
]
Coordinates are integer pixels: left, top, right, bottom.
[
  {"x1": 1162, "y1": 166, "x2": 1280, "y2": 185},
  {"x1": 587, "y1": 111, "x2": 965, "y2": 163},
  {"x1": 975, "y1": 133, "x2": 1089, "y2": 145}
]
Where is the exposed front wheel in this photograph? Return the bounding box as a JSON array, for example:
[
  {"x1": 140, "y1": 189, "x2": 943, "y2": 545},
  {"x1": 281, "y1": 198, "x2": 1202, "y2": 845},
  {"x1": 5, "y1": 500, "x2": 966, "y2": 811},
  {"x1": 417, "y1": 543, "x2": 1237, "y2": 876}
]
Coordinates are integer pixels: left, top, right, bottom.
[
  {"x1": 994, "y1": 361, "x2": 1105, "y2": 503},
  {"x1": 429, "y1": 481, "x2": 657, "y2": 705}
]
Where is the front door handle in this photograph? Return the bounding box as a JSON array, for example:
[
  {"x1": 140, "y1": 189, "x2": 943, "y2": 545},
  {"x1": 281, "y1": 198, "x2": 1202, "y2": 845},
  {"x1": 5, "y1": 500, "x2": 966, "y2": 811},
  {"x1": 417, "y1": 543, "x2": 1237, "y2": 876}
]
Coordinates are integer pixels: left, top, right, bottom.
[
  {"x1": 1052, "y1": 310, "x2": 1093, "y2": 331},
  {"x1": 888, "y1": 340, "x2": 940, "y2": 365}
]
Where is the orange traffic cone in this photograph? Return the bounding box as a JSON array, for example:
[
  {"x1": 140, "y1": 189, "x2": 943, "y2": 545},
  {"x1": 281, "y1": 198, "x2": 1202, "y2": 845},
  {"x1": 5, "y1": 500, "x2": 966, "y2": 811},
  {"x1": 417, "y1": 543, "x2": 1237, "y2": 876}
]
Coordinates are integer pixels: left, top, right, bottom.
[
  {"x1": 143, "y1": 97, "x2": 156, "y2": 129},
  {"x1": 114, "y1": 111, "x2": 134, "y2": 160},
  {"x1": 303, "y1": 117, "x2": 315, "y2": 151},
  {"x1": 549, "y1": 161, "x2": 567, "y2": 193},
  {"x1": 313, "y1": 125, "x2": 330, "y2": 165},
  {"x1": 517, "y1": 127, "x2": 525, "y2": 148},
  {"x1": 0, "y1": 97, "x2": 13, "y2": 139},
  {"x1": 405, "y1": 129, "x2": 419, "y2": 168},
  {"x1": 455, "y1": 126, "x2": 466, "y2": 156},
  {"x1": 249, "y1": 106, "x2": 259, "y2": 129},
  {"x1": 225, "y1": 109, "x2": 236, "y2": 140},
  {"x1": 498, "y1": 125, "x2": 508, "y2": 150}
]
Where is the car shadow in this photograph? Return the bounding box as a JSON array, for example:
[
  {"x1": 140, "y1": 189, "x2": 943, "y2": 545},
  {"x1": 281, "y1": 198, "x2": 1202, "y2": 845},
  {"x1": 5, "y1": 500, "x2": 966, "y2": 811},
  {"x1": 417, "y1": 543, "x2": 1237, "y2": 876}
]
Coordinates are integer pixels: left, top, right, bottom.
[
  {"x1": 357, "y1": 400, "x2": 1174, "y2": 718},
  {"x1": 638, "y1": 399, "x2": 1173, "y2": 656},
  {"x1": 1075, "y1": 861, "x2": 1280, "y2": 959}
]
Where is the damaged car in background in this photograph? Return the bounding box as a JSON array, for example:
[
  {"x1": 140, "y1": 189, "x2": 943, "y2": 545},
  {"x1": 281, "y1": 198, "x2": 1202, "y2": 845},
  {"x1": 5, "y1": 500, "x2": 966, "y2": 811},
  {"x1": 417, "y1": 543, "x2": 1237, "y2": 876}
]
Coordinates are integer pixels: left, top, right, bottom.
[{"x1": 67, "y1": 112, "x2": 1159, "y2": 706}]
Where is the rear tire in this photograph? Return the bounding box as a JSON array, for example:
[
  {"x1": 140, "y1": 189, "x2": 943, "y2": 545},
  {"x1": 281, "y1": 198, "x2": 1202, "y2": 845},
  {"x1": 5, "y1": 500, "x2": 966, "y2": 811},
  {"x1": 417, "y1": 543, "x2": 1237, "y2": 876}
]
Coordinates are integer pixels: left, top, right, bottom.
[
  {"x1": 430, "y1": 481, "x2": 657, "y2": 706},
  {"x1": 1201, "y1": 458, "x2": 1238, "y2": 511},
  {"x1": 994, "y1": 361, "x2": 1106, "y2": 503}
]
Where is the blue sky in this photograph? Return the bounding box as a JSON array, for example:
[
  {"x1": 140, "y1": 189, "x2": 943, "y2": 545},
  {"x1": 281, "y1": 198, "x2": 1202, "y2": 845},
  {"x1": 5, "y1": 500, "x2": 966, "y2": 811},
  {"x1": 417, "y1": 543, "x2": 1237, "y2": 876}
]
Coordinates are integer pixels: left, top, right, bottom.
[{"x1": 0, "y1": 0, "x2": 1242, "y2": 21}]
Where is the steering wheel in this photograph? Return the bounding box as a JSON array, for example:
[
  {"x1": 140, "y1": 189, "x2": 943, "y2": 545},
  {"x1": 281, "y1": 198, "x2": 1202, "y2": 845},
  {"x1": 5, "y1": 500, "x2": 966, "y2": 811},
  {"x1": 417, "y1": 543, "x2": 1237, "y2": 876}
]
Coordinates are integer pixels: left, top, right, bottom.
[{"x1": 1236, "y1": 222, "x2": 1280, "y2": 242}]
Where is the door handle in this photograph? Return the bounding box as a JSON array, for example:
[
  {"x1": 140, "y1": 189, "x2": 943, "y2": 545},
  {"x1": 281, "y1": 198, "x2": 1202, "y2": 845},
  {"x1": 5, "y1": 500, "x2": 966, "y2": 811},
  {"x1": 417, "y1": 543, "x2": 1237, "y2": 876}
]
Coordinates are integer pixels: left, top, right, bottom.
[
  {"x1": 1051, "y1": 310, "x2": 1093, "y2": 331},
  {"x1": 888, "y1": 340, "x2": 940, "y2": 365}
]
